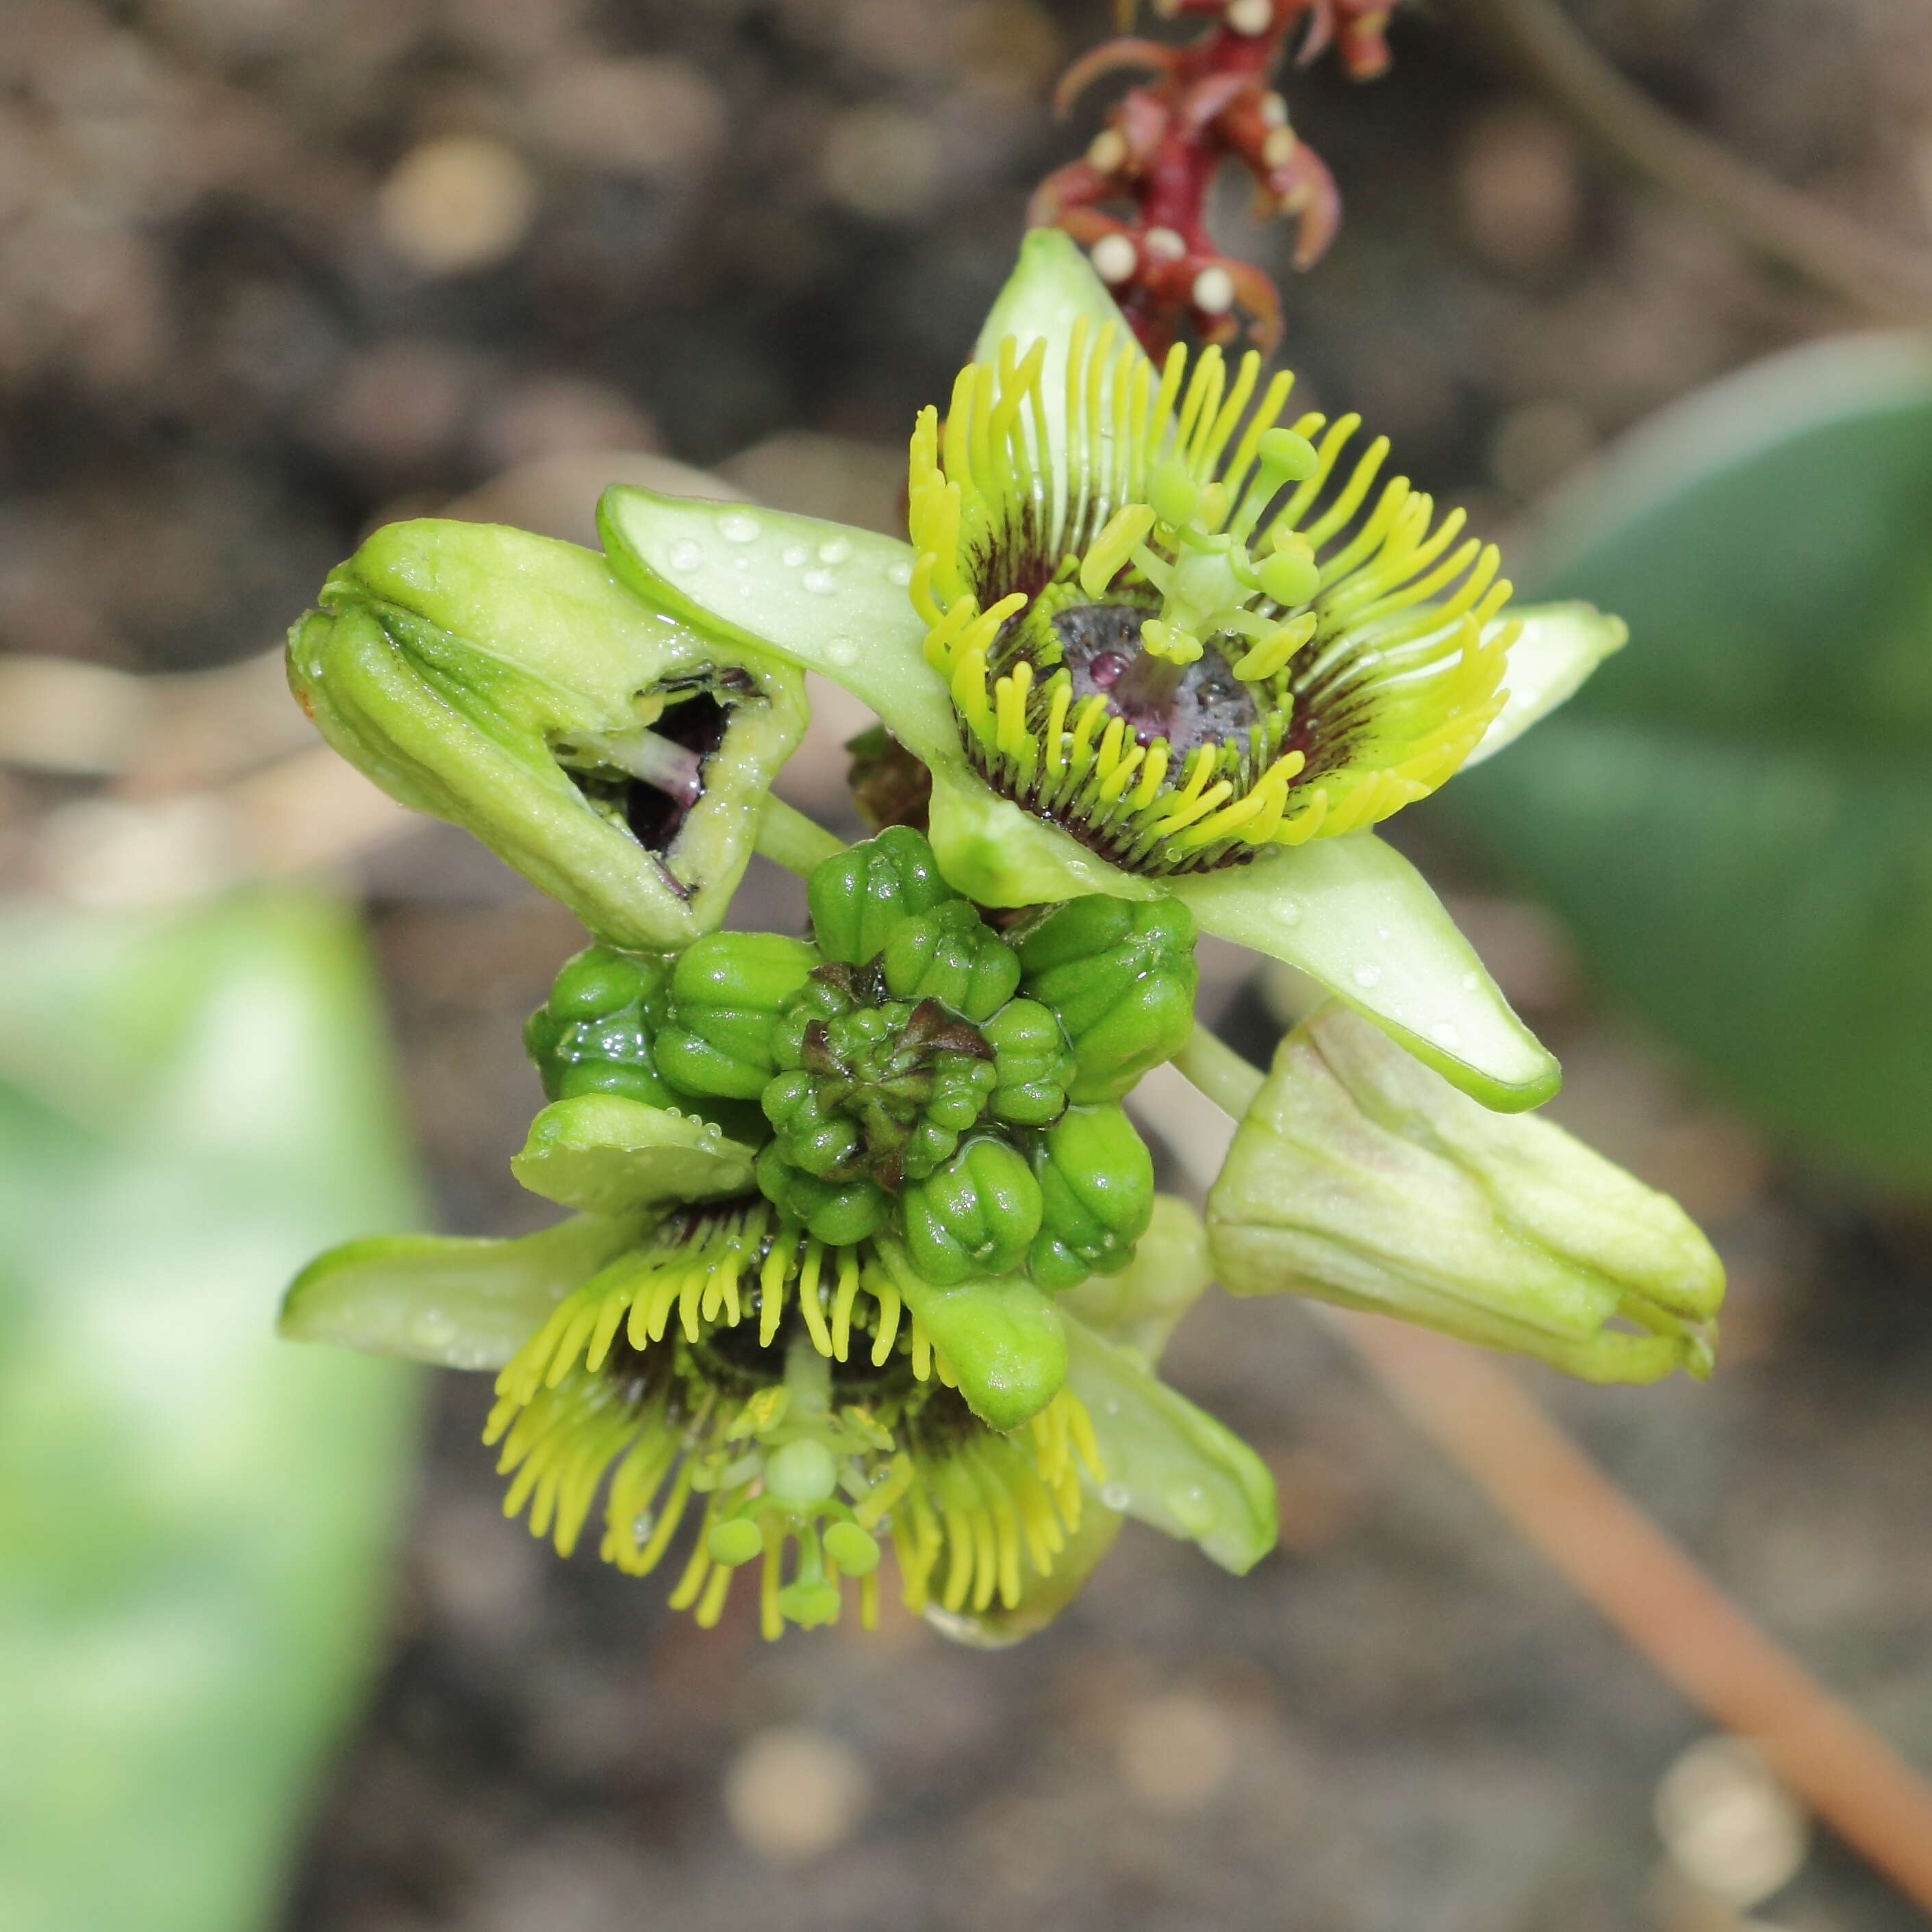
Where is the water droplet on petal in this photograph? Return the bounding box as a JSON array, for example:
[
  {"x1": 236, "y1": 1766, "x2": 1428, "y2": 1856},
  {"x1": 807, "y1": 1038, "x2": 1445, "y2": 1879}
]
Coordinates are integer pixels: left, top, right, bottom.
[
  {"x1": 1163, "y1": 1478, "x2": 1215, "y2": 1535},
  {"x1": 802, "y1": 569, "x2": 839, "y2": 595},
  {"x1": 1460, "y1": 971, "x2": 1480, "y2": 991},
  {"x1": 824, "y1": 637, "x2": 858, "y2": 667},
  {"x1": 733, "y1": 555, "x2": 751, "y2": 572},
  {"x1": 668, "y1": 539, "x2": 704, "y2": 572},
  {"x1": 1275, "y1": 900, "x2": 1302, "y2": 926},
  {"x1": 718, "y1": 511, "x2": 761, "y2": 543},
  {"x1": 1102, "y1": 1397, "x2": 1122, "y2": 1416},
  {"x1": 409, "y1": 1307, "x2": 456, "y2": 1348},
  {"x1": 1432, "y1": 1022, "x2": 1462, "y2": 1048},
  {"x1": 817, "y1": 537, "x2": 851, "y2": 565},
  {"x1": 1100, "y1": 1481, "x2": 1132, "y2": 1512},
  {"x1": 782, "y1": 544, "x2": 809, "y2": 568},
  {"x1": 632, "y1": 1510, "x2": 656, "y2": 1542},
  {"x1": 886, "y1": 559, "x2": 913, "y2": 587},
  {"x1": 1351, "y1": 963, "x2": 1382, "y2": 989}
]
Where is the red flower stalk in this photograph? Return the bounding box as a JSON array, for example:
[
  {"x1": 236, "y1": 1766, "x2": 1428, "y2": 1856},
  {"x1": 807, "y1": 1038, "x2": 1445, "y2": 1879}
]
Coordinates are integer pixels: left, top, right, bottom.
[{"x1": 1028, "y1": 0, "x2": 1395, "y2": 354}]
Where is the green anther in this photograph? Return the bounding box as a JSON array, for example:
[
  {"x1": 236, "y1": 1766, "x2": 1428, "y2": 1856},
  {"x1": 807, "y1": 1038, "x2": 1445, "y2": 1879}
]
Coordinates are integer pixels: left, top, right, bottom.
[
  {"x1": 900, "y1": 1136, "x2": 1045, "y2": 1286},
  {"x1": 1027, "y1": 1103, "x2": 1156, "y2": 1292},
  {"x1": 880, "y1": 898, "x2": 1022, "y2": 1021},
  {"x1": 1256, "y1": 426, "x2": 1319, "y2": 480},
  {"x1": 764, "y1": 1437, "x2": 839, "y2": 1506},
  {"x1": 777, "y1": 1579, "x2": 843, "y2": 1627},
  {"x1": 1017, "y1": 897, "x2": 1199, "y2": 1104},
  {"x1": 1258, "y1": 544, "x2": 1321, "y2": 609},
  {"x1": 1149, "y1": 459, "x2": 1204, "y2": 529},
  {"x1": 654, "y1": 932, "x2": 819, "y2": 1100},
  {"x1": 980, "y1": 997, "x2": 1074, "y2": 1126},
  {"x1": 808, "y1": 826, "x2": 957, "y2": 965},
  {"x1": 823, "y1": 1521, "x2": 881, "y2": 1577},
  {"x1": 708, "y1": 1517, "x2": 765, "y2": 1566}
]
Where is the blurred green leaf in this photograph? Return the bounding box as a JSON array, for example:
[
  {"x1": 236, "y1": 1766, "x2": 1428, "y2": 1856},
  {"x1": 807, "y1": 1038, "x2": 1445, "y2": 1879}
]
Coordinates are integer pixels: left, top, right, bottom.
[
  {"x1": 1445, "y1": 335, "x2": 1932, "y2": 1189},
  {"x1": 0, "y1": 891, "x2": 421, "y2": 1932}
]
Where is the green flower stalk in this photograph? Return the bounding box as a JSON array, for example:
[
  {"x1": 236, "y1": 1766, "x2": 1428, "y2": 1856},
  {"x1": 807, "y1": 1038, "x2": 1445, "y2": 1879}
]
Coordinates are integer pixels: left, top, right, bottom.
[{"x1": 596, "y1": 231, "x2": 1627, "y2": 1110}]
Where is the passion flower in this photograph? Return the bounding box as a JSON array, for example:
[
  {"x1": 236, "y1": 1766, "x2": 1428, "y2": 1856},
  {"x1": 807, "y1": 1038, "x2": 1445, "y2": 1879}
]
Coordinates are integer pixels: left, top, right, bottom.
[{"x1": 598, "y1": 230, "x2": 1628, "y2": 1111}]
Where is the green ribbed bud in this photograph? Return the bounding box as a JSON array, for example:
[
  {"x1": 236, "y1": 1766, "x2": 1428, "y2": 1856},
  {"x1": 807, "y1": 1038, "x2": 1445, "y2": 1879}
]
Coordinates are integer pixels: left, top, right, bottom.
[
  {"x1": 1027, "y1": 1104, "x2": 1156, "y2": 1292},
  {"x1": 763, "y1": 963, "x2": 997, "y2": 1189},
  {"x1": 900, "y1": 1137, "x2": 1045, "y2": 1286}
]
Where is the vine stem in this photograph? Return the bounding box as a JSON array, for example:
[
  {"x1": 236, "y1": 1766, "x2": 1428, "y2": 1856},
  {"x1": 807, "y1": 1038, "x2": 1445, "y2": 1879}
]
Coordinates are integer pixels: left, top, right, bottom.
[
  {"x1": 756, "y1": 796, "x2": 846, "y2": 878},
  {"x1": 1161, "y1": 1038, "x2": 1932, "y2": 1912},
  {"x1": 1452, "y1": 0, "x2": 1932, "y2": 325}
]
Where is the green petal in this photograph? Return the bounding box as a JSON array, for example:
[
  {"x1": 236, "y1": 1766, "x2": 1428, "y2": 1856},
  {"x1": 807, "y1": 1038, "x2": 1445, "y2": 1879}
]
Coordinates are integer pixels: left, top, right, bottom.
[
  {"x1": 1464, "y1": 602, "x2": 1627, "y2": 770},
  {"x1": 280, "y1": 1212, "x2": 648, "y2": 1370},
  {"x1": 926, "y1": 763, "x2": 1160, "y2": 906},
  {"x1": 876, "y1": 1238, "x2": 1068, "y2": 1431},
  {"x1": 509, "y1": 1094, "x2": 760, "y2": 1216},
  {"x1": 599, "y1": 483, "x2": 1160, "y2": 906},
  {"x1": 1170, "y1": 833, "x2": 1560, "y2": 1110},
  {"x1": 921, "y1": 1505, "x2": 1124, "y2": 1649},
  {"x1": 598, "y1": 487, "x2": 956, "y2": 757},
  {"x1": 1056, "y1": 1195, "x2": 1211, "y2": 1364},
  {"x1": 1206, "y1": 1004, "x2": 1723, "y2": 1384},
  {"x1": 291, "y1": 520, "x2": 806, "y2": 950},
  {"x1": 973, "y1": 229, "x2": 1155, "y2": 476},
  {"x1": 1061, "y1": 1311, "x2": 1278, "y2": 1575}
]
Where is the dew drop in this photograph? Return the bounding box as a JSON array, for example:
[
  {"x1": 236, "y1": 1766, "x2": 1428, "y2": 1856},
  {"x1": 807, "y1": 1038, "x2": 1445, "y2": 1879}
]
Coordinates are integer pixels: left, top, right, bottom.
[
  {"x1": 668, "y1": 538, "x2": 704, "y2": 572},
  {"x1": 824, "y1": 637, "x2": 859, "y2": 667},
  {"x1": 631, "y1": 1510, "x2": 656, "y2": 1542},
  {"x1": 1163, "y1": 1478, "x2": 1215, "y2": 1535},
  {"x1": 1275, "y1": 900, "x2": 1302, "y2": 926},
  {"x1": 1102, "y1": 1397, "x2": 1122, "y2": 1416},
  {"x1": 1375, "y1": 925, "x2": 1391, "y2": 941},
  {"x1": 886, "y1": 559, "x2": 913, "y2": 587},
  {"x1": 1431, "y1": 1021, "x2": 1462, "y2": 1048},
  {"x1": 733, "y1": 555, "x2": 751, "y2": 572},
  {"x1": 782, "y1": 544, "x2": 809, "y2": 568},
  {"x1": 1460, "y1": 971, "x2": 1480, "y2": 991},
  {"x1": 1351, "y1": 963, "x2": 1382, "y2": 989},
  {"x1": 802, "y1": 568, "x2": 839, "y2": 595},
  {"x1": 737, "y1": 583, "x2": 754, "y2": 599},
  {"x1": 717, "y1": 510, "x2": 761, "y2": 544},
  {"x1": 1100, "y1": 1481, "x2": 1132, "y2": 1512},
  {"x1": 817, "y1": 537, "x2": 852, "y2": 565},
  {"x1": 409, "y1": 1307, "x2": 456, "y2": 1348}
]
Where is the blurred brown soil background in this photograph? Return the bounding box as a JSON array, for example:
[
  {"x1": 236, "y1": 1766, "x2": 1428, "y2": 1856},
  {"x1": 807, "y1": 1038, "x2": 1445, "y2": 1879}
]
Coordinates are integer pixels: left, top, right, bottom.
[{"x1": 7, "y1": 2, "x2": 1932, "y2": 1928}]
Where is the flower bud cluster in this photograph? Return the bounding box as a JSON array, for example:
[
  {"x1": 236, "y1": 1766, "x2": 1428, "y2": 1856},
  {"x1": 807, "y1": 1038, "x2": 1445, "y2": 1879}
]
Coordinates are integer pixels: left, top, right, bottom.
[{"x1": 524, "y1": 828, "x2": 1199, "y2": 1295}]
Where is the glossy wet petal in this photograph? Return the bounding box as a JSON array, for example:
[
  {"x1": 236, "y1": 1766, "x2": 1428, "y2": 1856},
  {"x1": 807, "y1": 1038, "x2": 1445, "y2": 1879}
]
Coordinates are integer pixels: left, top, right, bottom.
[
  {"x1": 1171, "y1": 833, "x2": 1560, "y2": 1110},
  {"x1": 1465, "y1": 601, "x2": 1627, "y2": 770},
  {"x1": 279, "y1": 1212, "x2": 650, "y2": 1370}
]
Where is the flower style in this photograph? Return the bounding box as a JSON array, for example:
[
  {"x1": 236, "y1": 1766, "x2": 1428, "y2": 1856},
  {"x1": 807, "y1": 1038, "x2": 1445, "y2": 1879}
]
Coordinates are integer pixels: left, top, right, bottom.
[{"x1": 597, "y1": 229, "x2": 1623, "y2": 1110}]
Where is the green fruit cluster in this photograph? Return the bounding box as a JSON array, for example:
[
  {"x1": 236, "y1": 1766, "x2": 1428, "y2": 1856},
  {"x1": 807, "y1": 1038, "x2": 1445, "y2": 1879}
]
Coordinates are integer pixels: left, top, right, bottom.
[{"x1": 524, "y1": 829, "x2": 1200, "y2": 1290}]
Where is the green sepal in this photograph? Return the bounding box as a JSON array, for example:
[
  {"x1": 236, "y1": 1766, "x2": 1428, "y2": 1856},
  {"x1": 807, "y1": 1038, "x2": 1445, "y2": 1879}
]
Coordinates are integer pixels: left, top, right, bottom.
[
  {"x1": 654, "y1": 931, "x2": 819, "y2": 1100},
  {"x1": 1061, "y1": 1310, "x2": 1278, "y2": 1575},
  {"x1": 280, "y1": 1211, "x2": 649, "y2": 1371},
  {"x1": 1465, "y1": 602, "x2": 1627, "y2": 770},
  {"x1": 1171, "y1": 833, "x2": 1561, "y2": 1112},
  {"x1": 290, "y1": 519, "x2": 806, "y2": 950},
  {"x1": 509, "y1": 1094, "x2": 761, "y2": 1217},
  {"x1": 900, "y1": 1136, "x2": 1044, "y2": 1286},
  {"x1": 1058, "y1": 1194, "x2": 1212, "y2": 1364},
  {"x1": 1016, "y1": 895, "x2": 1199, "y2": 1104},
  {"x1": 876, "y1": 1240, "x2": 1069, "y2": 1431},
  {"x1": 1205, "y1": 1003, "x2": 1725, "y2": 1384},
  {"x1": 806, "y1": 826, "x2": 957, "y2": 965},
  {"x1": 1026, "y1": 1104, "x2": 1156, "y2": 1292}
]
